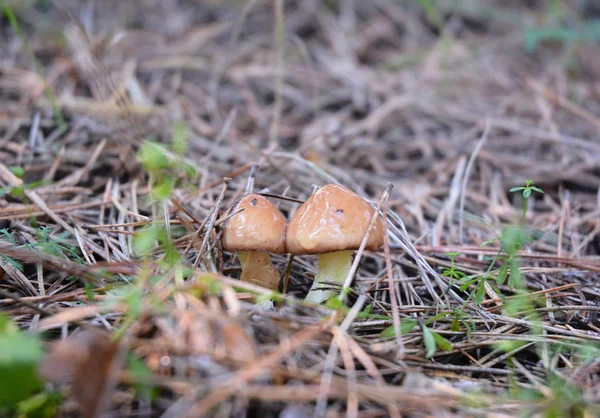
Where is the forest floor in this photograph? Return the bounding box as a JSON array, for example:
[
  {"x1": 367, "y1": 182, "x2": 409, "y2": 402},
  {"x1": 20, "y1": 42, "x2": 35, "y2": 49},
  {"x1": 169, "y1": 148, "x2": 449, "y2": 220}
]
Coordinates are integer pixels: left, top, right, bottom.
[{"x1": 1, "y1": 1, "x2": 600, "y2": 417}]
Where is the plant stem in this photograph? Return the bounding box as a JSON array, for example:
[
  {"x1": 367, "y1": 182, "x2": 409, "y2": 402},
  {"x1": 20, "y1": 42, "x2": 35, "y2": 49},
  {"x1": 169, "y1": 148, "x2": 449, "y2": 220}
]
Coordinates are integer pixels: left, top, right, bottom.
[
  {"x1": 521, "y1": 197, "x2": 529, "y2": 227},
  {"x1": 305, "y1": 250, "x2": 353, "y2": 304}
]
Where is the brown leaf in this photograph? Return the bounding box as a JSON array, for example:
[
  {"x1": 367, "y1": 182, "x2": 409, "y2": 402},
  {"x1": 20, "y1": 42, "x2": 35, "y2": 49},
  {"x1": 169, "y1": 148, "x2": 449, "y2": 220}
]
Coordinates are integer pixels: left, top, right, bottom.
[
  {"x1": 167, "y1": 311, "x2": 257, "y2": 364},
  {"x1": 39, "y1": 329, "x2": 122, "y2": 418},
  {"x1": 219, "y1": 318, "x2": 257, "y2": 364}
]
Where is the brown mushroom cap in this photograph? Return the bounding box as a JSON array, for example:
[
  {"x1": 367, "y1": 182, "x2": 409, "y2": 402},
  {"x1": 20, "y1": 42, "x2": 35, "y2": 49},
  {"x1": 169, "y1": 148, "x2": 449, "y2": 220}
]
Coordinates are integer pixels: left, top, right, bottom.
[
  {"x1": 286, "y1": 184, "x2": 384, "y2": 255},
  {"x1": 222, "y1": 194, "x2": 287, "y2": 253}
]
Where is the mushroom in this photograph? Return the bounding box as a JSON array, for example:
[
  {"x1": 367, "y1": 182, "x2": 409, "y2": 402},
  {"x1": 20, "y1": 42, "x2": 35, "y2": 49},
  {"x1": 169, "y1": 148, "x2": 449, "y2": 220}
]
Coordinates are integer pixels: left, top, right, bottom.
[
  {"x1": 286, "y1": 184, "x2": 384, "y2": 304},
  {"x1": 222, "y1": 193, "x2": 287, "y2": 291}
]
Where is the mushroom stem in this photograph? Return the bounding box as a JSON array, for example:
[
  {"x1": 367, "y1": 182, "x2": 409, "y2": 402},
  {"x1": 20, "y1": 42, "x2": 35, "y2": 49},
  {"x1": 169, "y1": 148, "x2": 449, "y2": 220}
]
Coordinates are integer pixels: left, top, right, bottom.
[
  {"x1": 238, "y1": 251, "x2": 280, "y2": 291},
  {"x1": 305, "y1": 250, "x2": 353, "y2": 304}
]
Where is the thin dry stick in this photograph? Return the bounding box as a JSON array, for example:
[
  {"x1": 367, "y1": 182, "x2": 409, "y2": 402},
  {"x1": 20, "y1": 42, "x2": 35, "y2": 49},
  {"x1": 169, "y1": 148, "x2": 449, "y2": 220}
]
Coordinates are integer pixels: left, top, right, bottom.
[
  {"x1": 245, "y1": 164, "x2": 258, "y2": 194},
  {"x1": 434, "y1": 156, "x2": 466, "y2": 245},
  {"x1": 382, "y1": 193, "x2": 404, "y2": 359},
  {"x1": 339, "y1": 184, "x2": 393, "y2": 302},
  {"x1": 333, "y1": 327, "x2": 358, "y2": 418},
  {"x1": 314, "y1": 294, "x2": 366, "y2": 418},
  {"x1": 56, "y1": 137, "x2": 106, "y2": 186},
  {"x1": 192, "y1": 178, "x2": 231, "y2": 270},
  {"x1": 182, "y1": 313, "x2": 336, "y2": 417},
  {"x1": 0, "y1": 289, "x2": 50, "y2": 316},
  {"x1": 269, "y1": 0, "x2": 285, "y2": 148},
  {"x1": 345, "y1": 337, "x2": 401, "y2": 418},
  {"x1": 459, "y1": 120, "x2": 490, "y2": 244},
  {"x1": 557, "y1": 190, "x2": 569, "y2": 257},
  {"x1": 528, "y1": 79, "x2": 600, "y2": 132}
]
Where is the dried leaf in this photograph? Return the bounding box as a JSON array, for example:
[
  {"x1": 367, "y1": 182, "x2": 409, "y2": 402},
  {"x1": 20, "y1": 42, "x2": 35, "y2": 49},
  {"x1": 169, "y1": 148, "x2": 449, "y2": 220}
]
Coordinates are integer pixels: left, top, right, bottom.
[
  {"x1": 219, "y1": 319, "x2": 257, "y2": 364},
  {"x1": 39, "y1": 329, "x2": 121, "y2": 418},
  {"x1": 170, "y1": 311, "x2": 257, "y2": 364}
]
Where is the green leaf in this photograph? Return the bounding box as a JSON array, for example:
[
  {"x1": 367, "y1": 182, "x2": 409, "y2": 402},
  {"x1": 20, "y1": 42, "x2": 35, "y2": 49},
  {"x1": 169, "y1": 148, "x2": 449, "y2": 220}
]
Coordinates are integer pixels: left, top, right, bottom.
[
  {"x1": 499, "y1": 292, "x2": 507, "y2": 304},
  {"x1": 496, "y1": 263, "x2": 509, "y2": 285},
  {"x1": 474, "y1": 282, "x2": 486, "y2": 305},
  {"x1": 84, "y1": 282, "x2": 95, "y2": 302},
  {"x1": 380, "y1": 319, "x2": 418, "y2": 338},
  {"x1": 422, "y1": 326, "x2": 436, "y2": 358},
  {"x1": 127, "y1": 354, "x2": 156, "y2": 401},
  {"x1": 9, "y1": 166, "x2": 25, "y2": 178},
  {"x1": 523, "y1": 188, "x2": 531, "y2": 199},
  {"x1": 450, "y1": 318, "x2": 460, "y2": 332},
  {"x1": 0, "y1": 326, "x2": 44, "y2": 407},
  {"x1": 453, "y1": 270, "x2": 466, "y2": 279},
  {"x1": 459, "y1": 282, "x2": 471, "y2": 292},
  {"x1": 171, "y1": 121, "x2": 187, "y2": 156},
  {"x1": 139, "y1": 142, "x2": 169, "y2": 172},
  {"x1": 151, "y1": 177, "x2": 174, "y2": 201},
  {"x1": 418, "y1": 0, "x2": 440, "y2": 29},
  {"x1": 431, "y1": 331, "x2": 453, "y2": 351},
  {"x1": 530, "y1": 186, "x2": 544, "y2": 194},
  {"x1": 15, "y1": 391, "x2": 62, "y2": 418},
  {"x1": 380, "y1": 325, "x2": 396, "y2": 338},
  {"x1": 132, "y1": 225, "x2": 164, "y2": 256},
  {"x1": 325, "y1": 295, "x2": 345, "y2": 310},
  {"x1": 493, "y1": 339, "x2": 526, "y2": 352},
  {"x1": 504, "y1": 294, "x2": 531, "y2": 316},
  {"x1": 500, "y1": 227, "x2": 527, "y2": 254},
  {"x1": 509, "y1": 187, "x2": 525, "y2": 193},
  {"x1": 10, "y1": 186, "x2": 26, "y2": 197},
  {"x1": 426, "y1": 311, "x2": 451, "y2": 324},
  {"x1": 577, "y1": 342, "x2": 600, "y2": 362},
  {"x1": 401, "y1": 319, "x2": 418, "y2": 334},
  {"x1": 508, "y1": 257, "x2": 522, "y2": 289},
  {"x1": 480, "y1": 238, "x2": 499, "y2": 247}
]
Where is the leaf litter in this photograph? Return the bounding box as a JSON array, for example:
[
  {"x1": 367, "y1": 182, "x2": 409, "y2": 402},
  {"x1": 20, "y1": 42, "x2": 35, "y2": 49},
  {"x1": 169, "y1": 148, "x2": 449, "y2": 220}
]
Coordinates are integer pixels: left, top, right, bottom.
[{"x1": 1, "y1": 0, "x2": 600, "y2": 417}]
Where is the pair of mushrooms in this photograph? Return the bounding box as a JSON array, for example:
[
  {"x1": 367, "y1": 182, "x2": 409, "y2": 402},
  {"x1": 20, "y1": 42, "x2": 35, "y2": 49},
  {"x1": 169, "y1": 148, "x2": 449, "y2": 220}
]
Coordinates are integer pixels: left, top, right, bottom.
[{"x1": 222, "y1": 184, "x2": 384, "y2": 304}]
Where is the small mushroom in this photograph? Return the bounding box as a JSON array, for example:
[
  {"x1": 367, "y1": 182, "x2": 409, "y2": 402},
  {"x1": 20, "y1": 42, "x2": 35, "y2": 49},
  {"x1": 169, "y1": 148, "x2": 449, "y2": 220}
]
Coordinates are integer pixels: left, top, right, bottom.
[
  {"x1": 222, "y1": 194, "x2": 287, "y2": 290},
  {"x1": 286, "y1": 184, "x2": 384, "y2": 304}
]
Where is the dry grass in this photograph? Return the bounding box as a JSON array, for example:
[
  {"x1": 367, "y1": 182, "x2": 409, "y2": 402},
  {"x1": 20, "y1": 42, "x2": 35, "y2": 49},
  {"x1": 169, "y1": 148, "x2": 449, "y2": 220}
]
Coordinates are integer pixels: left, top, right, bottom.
[{"x1": 1, "y1": 0, "x2": 600, "y2": 417}]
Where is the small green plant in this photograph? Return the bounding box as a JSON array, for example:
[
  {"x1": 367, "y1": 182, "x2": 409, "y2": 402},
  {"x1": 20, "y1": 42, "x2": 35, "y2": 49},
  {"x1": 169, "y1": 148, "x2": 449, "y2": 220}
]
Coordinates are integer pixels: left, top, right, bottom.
[
  {"x1": 26, "y1": 226, "x2": 84, "y2": 264},
  {"x1": 0, "y1": 314, "x2": 60, "y2": 417},
  {"x1": 430, "y1": 308, "x2": 475, "y2": 339},
  {"x1": 134, "y1": 122, "x2": 198, "y2": 267},
  {"x1": 458, "y1": 181, "x2": 545, "y2": 305},
  {"x1": 0, "y1": 179, "x2": 49, "y2": 201},
  {"x1": 137, "y1": 122, "x2": 198, "y2": 202},
  {"x1": 541, "y1": 373, "x2": 589, "y2": 418},
  {"x1": 325, "y1": 296, "x2": 393, "y2": 321},
  {"x1": 126, "y1": 353, "x2": 157, "y2": 403},
  {"x1": 441, "y1": 252, "x2": 466, "y2": 282},
  {"x1": 509, "y1": 180, "x2": 544, "y2": 226},
  {"x1": 416, "y1": 0, "x2": 440, "y2": 30},
  {"x1": 380, "y1": 316, "x2": 453, "y2": 358},
  {"x1": 0, "y1": 229, "x2": 24, "y2": 271}
]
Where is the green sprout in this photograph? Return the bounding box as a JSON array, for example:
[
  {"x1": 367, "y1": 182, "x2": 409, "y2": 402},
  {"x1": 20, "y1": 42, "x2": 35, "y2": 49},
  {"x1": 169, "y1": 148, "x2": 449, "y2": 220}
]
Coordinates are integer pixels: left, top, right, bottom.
[{"x1": 509, "y1": 180, "x2": 544, "y2": 226}]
